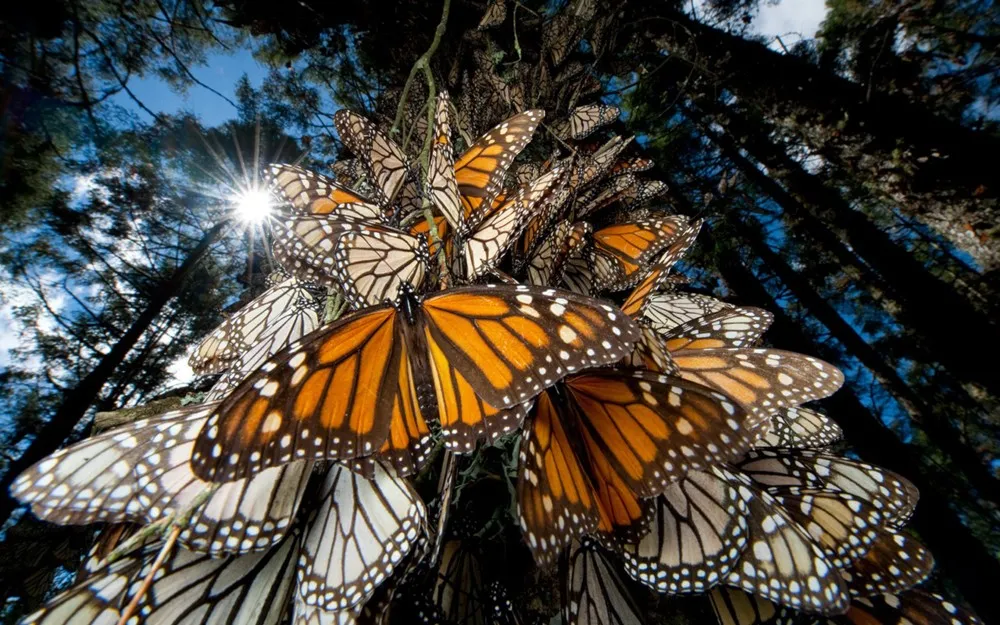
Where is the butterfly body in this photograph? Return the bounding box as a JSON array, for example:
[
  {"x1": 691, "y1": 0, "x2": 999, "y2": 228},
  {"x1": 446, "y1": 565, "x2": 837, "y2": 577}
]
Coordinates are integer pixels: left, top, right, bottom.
[{"x1": 192, "y1": 284, "x2": 640, "y2": 482}]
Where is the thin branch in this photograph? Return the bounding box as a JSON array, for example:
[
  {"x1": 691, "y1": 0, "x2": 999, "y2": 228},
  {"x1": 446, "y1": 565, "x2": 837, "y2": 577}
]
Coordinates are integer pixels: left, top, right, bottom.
[{"x1": 391, "y1": 0, "x2": 451, "y2": 137}]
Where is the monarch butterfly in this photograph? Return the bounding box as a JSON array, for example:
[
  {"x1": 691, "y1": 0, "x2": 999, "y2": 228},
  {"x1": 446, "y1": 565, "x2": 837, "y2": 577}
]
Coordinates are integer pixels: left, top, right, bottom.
[
  {"x1": 557, "y1": 104, "x2": 622, "y2": 141},
  {"x1": 620, "y1": 467, "x2": 752, "y2": 594},
  {"x1": 190, "y1": 277, "x2": 322, "y2": 376},
  {"x1": 271, "y1": 216, "x2": 430, "y2": 308},
  {"x1": 22, "y1": 527, "x2": 301, "y2": 625},
  {"x1": 564, "y1": 539, "x2": 644, "y2": 625},
  {"x1": 517, "y1": 371, "x2": 752, "y2": 565},
  {"x1": 734, "y1": 451, "x2": 919, "y2": 529},
  {"x1": 333, "y1": 110, "x2": 412, "y2": 212},
  {"x1": 11, "y1": 403, "x2": 310, "y2": 556},
  {"x1": 269, "y1": 164, "x2": 374, "y2": 216},
  {"x1": 709, "y1": 588, "x2": 983, "y2": 625},
  {"x1": 840, "y1": 527, "x2": 933, "y2": 597},
  {"x1": 753, "y1": 407, "x2": 844, "y2": 450},
  {"x1": 642, "y1": 292, "x2": 735, "y2": 334},
  {"x1": 477, "y1": 0, "x2": 506, "y2": 29},
  {"x1": 190, "y1": 284, "x2": 640, "y2": 483},
  {"x1": 525, "y1": 220, "x2": 591, "y2": 287}
]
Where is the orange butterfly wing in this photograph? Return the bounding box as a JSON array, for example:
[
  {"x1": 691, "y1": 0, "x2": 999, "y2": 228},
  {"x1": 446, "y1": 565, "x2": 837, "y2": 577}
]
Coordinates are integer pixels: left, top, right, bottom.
[
  {"x1": 669, "y1": 348, "x2": 844, "y2": 428},
  {"x1": 564, "y1": 371, "x2": 752, "y2": 498},
  {"x1": 517, "y1": 389, "x2": 603, "y2": 566},
  {"x1": 420, "y1": 285, "x2": 640, "y2": 408},
  {"x1": 454, "y1": 110, "x2": 544, "y2": 232},
  {"x1": 593, "y1": 216, "x2": 690, "y2": 267},
  {"x1": 425, "y1": 326, "x2": 528, "y2": 451},
  {"x1": 192, "y1": 307, "x2": 410, "y2": 482}
]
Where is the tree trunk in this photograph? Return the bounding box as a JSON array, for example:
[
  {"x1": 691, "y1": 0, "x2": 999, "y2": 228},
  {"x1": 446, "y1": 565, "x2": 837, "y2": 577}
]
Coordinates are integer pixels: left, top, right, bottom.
[
  {"x1": 692, "y1": 221, "x2": 1000, "y2": 624},
  {"x1": 650, "y1": 8, "x2": 1000, "y2": 270},
  {"x1": 0, "y1": 219, "x2": 231, "y2": 527},
  {"x1": 694, "y1": 104, "x2": 1000, "y2": 401},
  {"x1": 732, "y1": 216, "x2": 1000, "y2": 505}
]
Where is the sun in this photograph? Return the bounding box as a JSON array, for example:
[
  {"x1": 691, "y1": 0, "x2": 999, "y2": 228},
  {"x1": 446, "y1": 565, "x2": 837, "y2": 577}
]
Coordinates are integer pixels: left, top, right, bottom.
[{"x1": 234, "y1": 188, "x2": 274, "y2": 223}]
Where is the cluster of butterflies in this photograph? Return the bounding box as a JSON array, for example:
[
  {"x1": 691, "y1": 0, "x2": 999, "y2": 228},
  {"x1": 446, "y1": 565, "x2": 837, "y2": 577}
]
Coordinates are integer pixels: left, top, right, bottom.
[{"x1": 11, "y1": 97, "x2": 981, "y2": 625}]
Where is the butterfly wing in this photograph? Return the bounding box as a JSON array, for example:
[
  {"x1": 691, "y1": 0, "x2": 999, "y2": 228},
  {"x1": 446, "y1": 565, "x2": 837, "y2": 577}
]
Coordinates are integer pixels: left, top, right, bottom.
[
  {"x1": 725, "y1": 486, "x2": 849, "y2": 614},
  {"x1": 191, "y1": 279, "x2": 321, "y2": 376},
  {"x1": 191, "y1": 306, "x2": 411, "y2": 482},
  {"x1": 517, "y1": 390, "x2": 603, "y2": 566},
  {"x1": 754, "y1": 407, "x2": 844, "y2": 450},
  {"x1": 565, "y1": 371, "x2": 751, "y2": 497},
  {"x1": 621, "y1": 468, "x2": 752, "y2": 594},
  {"x1": 427, "y1": 93, "x2": 463, "y2": 231},
  {"x1": 329, "y1": 222, "x2": 429, "y2": 308},
  {"x1": 461, "y1": 168, "x2": 564, "y2": 280},
  {"x1": 841, "y1": 526, "x2": 933, "y2": 597},
  {"x1": 269, "y1": 164, "x2": 374, "y2": 216},
  {"x1": 334, "y1": 110, "x2": 411, "y2": 211},
  {"x1": 662, "y1": 308, "x2": 775, "y2": 350},
  {"x1": 297, "y1": 463, "x2": 425, "y2": 611},
  {"x1": 644, "y1": 293, "x2": 734, "y2": 334},
  {"x1": 454, "y1": 110, "x2": 544, "y2": 234},
  {"x1": 563, "y1": 540, "x2": 644, "y2": 625},
  {"x1": 11, "y1": 404, "x2": 310, "y2": 556},
  {"x1": 670, "y1": 348, "x2": 845, "y2": 427},
  {"x1": 735, "y1": 451, "x2": 919, "y2": 529},
  {"x1": 22, "y1": 531, "x2": 300, "y2": 625},
  {"x1": 558, "y1": 104, "x2": 621, "y2": 141},
  {"x1": 420, "y1": 284, "x2": 640, "y2": 408}
]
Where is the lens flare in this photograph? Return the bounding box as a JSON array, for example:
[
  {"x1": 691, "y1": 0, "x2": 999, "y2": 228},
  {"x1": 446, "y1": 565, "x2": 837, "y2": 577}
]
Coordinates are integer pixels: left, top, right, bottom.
[{"x1": 235, "y1": 189, "x2": 273, "y2": 223}]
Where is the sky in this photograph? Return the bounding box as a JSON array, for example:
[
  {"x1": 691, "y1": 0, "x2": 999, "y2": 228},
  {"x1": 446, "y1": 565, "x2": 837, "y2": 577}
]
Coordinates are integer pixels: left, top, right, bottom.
[
  {"x1": 110, "y1": 1, "x2": 831, "y2": 126},
  {"x1": 1, "y1": 0, "x2": 832, "y2": 384}
]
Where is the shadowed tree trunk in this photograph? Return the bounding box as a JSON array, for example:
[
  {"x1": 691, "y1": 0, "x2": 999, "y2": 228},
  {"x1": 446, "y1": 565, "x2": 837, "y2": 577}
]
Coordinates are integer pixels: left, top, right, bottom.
[
  {"x1": 648, "y1": 7, "x2": 1000, "y2": 269},
  {"x1": 730, "y1": 215, "x2": 1000, "y2": 504},
  {"x1": 691, "y1": 104, "x2": 1000, "y2": 401},
  {"x1": 0, "y1": 219, "x2": 231, "y2": 528},
  {"x1": 694, "y1": 222, "x2": 1000, "y2": 625}
]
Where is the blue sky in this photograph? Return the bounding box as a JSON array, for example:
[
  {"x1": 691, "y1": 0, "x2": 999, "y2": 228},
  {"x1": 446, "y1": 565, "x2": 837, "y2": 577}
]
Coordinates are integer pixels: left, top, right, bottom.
[
  {"x1": 108, "y1": 0, "x2": 830, "y2": 126},
  {"x1": 3, "y1": 0, "x2": 831, "y2": 380},
  {"x1": 110, "y1": 49, "x2": 271, "y2": 127}
]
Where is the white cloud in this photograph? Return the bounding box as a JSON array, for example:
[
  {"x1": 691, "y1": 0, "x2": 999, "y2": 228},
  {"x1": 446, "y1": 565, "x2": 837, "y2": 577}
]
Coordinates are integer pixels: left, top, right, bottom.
[
  {"x1": 755, "y1": 0, "x2": 828, "y2": 42},
  {"x1": 167, "y1": 352, "x2": 196, "y2": 386},
  {"x1": 690, "y1": 0, "x2": 830, "y2": 50}
]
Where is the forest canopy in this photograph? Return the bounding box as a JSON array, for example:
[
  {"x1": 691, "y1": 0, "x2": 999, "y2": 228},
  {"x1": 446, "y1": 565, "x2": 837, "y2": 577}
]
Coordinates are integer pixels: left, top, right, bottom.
[{"x1": 0, "y1": 0, "x2": 997, "y2": 624}]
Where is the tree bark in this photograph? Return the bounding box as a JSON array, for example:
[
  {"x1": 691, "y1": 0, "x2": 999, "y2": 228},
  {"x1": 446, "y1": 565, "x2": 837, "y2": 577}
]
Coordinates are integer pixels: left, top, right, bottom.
[
  {"x1": 731, "y1": 216, "x2": 1000, "y2": 504},
  {"x1": 692, "y1": 222, "x2": 1000, "y2": 624},
  {"x1": 650, "y1": 8, "x2": 1000, "y2": 269},
  {"x1": 0, "y1": 219, "x2": 231, "y2": 527},
  {"x1": 694, "y1": 105, "x2": 1000, "y2": 400}
]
